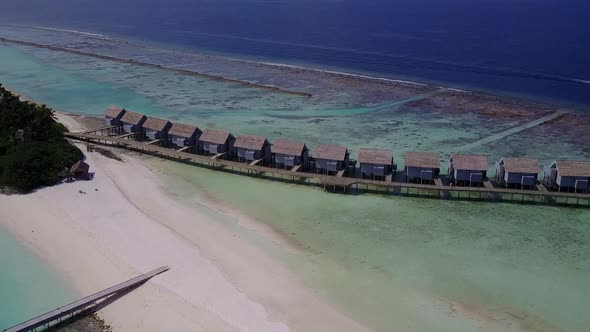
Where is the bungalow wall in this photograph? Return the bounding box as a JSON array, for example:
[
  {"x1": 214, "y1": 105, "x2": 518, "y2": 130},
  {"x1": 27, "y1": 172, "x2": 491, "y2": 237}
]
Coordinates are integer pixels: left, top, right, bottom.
[
  {"x1": 316, "y1": 159, "x2": 345, "y2": 172},
  {"x1": 170, "y1": 135, "x2": 198, "y2": 148},
  {"x1": 453, "y1": 169, "x2": 486, "y2": 183},
  {"x1": 275, "y1": 150, "x2": 308, "y2": 168},
  {"x1": 360, "y1": 163, "x2": 391, "y2": 177},
  {"x1": 122, "y1": 123, "x2": 144, "y2": 134},
  {"x1": 504, "y1": 172, "x2": 538, "y2": 186},
  {"x1": 145, "y1": 123, "x2": 172, "y2": 140},
  {"x1": 406, "y1": 166, "x2": 437, "y2": 181},
  {"x1": 237, "y1": 146, "x2": 270, "y2": 162},
  {"x1": 556, "y1": 175, "x2": 590, "y2": 190},
  {"x1": 202, "y1": 140, "x2": 234, "y2": 155}
]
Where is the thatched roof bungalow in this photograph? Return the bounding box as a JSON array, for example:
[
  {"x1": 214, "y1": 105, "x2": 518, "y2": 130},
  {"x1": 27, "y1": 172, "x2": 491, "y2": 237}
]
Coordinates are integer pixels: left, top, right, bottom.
[
  {"x1": 448, "y1": 154, "x2": 488, "y2": 185},
  {"x1": 404, "y1": 152, "x2": 440, "y2": 183},
  {"x1": 168, "y1": 123, "x2": 201, "y2": 150},
  {"x1": 69, "y1": 160, "x2": 90, "y2": 180},
  {"x1": 496, "y1": 157, "x2": 540, "y2": 188},
  {"x1": 120, "y1": 110, "x2": 147, "y2": 134},
  {"x1": 272, "y1": 140, "x2": 309, "y2": 170},
  {"x1": 547, "y1": 160, "x2": 590, "y2": 192},
  {"x1": 234, "y1": 134, "x2": 271, "y2": 164},
  {"x1": 143, "y1": 116, "x2": 172, "y2": 140},
  {"x1": 199, "y1": 128, "x2": 235, "y2": 155},
  {"x1": 358, "y1": 148, "x2": 393, "y2": 180},
  {"x1": 104, "y1": 105, "x2": 126, "y2": 126},
  {"x1": 313, "y1": 144, "x2": 349, "y2": 175}
]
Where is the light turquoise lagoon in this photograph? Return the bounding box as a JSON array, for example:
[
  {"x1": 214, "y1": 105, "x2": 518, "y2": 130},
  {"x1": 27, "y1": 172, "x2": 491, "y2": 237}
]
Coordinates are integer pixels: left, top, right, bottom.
[
  {"x1": 1, "y1": 38, "x2": 590, "y2": 332},
  {"x1": 0, "y1": 229, "x2": 75, "y2": 329},
  {"x1": 153, "y1": 158, "x2": 590, "y2": 332}
]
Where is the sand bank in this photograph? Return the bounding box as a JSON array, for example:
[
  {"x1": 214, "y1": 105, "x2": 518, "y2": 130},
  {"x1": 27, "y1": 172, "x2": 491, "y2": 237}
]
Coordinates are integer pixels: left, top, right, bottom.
[{"x1": 0, "y1": 113, "x2": 369, "y2": 332}]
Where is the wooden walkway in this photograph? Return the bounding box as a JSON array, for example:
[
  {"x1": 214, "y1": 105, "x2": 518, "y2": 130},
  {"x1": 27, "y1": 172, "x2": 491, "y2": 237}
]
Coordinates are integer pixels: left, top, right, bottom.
[
  {"x1": 2, "y1": 266, "x2": 170, "y2": 332},
  {"x1": 455, "y1": 111, "x2": 564, "y2": 152},
  {"x1": 65, "y1": 132, "x2": 590, "y2": 207},
  {"x1": 146, "y1": 139, "x2": 162, "y2": 145}
]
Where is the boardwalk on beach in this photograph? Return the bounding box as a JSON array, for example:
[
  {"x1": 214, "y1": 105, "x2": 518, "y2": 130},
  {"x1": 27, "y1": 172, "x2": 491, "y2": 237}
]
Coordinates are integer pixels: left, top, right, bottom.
[
  {"x1": 3, "y1": 266, "x2": 170, "y2": 332},
  {"x1": 66, "y1": 132, "x2": 590, "y2": 207}
]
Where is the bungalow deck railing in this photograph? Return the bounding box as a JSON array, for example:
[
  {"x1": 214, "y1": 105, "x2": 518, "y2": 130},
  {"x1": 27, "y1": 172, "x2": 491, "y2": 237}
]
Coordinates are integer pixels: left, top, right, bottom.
[{"x1": 66, "y1": 132, "x2": 590, "y2": 208}]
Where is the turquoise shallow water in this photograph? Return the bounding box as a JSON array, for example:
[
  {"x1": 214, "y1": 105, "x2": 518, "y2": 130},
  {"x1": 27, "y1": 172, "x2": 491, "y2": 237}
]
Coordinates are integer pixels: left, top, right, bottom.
[
  {"x1": 154, "y1": 159, "x2": 590, "y2": 332},
  {"x1": 1, "y1": 35, "x2": 590, "y2": 332},
  {"x1": 0, "y1": 228, "x2": 75, "y2": 329}
]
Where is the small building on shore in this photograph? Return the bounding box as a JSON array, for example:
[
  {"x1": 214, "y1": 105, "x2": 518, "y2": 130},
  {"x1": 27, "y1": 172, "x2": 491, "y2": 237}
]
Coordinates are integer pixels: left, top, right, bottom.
[
  {"x1": 168, "y1": 123, "x2": 202, "y2": 151},
  {"x1": 546, "y1": 160, "x2": 590, "y2": 192},
  {"x1": 448, "y1": 154, "x2": 488, "y2": 186},
  {"x1": 143, "y1": 116, "x2": 172, "y2": 141},
  {"x1": 313, "y1": 144, "x2": 350, "y2": 175},
  {"x1": 404, "y1": 152, "x2": 440, "y2": 183},
  {"x1": 234, "y1": 134, "x2": 271, "y2": 164},
  {"x1": 358, "y1": 148, "x2": 393, "y2": 180},
  {"x1": 69, "y1": 160, "x2": 90, "y2": 180},
  {"x1": 104, "y1": 106, "x2": 126, "y2": 126},
  {"x1": 199, "y1": 128, "x2": 235, "y2": 156},
  {"x1": 496, "y1": 157, "x2": 540, "y2": 188},
  {"x1": 271, "y1": 139, "x2": 309, "y2": 170},
  {"x1": 120, "y1": 110, "x2": 147, "y2": 135}
]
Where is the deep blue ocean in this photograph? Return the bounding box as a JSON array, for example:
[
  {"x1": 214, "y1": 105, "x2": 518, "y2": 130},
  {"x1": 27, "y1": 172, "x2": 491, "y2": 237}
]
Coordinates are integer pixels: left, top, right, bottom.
[{"x1": 1, "y1": 0, "x2": 589, "y2": 106}]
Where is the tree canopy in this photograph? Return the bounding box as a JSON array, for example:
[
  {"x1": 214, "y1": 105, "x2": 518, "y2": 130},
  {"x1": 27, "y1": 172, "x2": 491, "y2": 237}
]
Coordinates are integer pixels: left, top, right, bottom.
[{"x1": 0, "y1": 84, "x2": 83, "y2": 192}]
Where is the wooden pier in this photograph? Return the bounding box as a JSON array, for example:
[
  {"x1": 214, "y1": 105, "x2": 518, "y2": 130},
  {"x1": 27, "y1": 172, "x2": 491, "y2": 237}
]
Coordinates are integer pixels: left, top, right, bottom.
[
  {"x1": 2, "y1": 266, "x2": 170, "y2": 332},
  {"x1": 65, "y1": 132, "x2": 590, "y2": 208}
]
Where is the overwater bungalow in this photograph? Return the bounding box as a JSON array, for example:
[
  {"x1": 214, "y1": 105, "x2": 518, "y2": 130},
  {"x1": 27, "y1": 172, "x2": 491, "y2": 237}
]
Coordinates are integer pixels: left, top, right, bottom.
[
  {"x1": 120, "y1": 110, "x2": 147, "y2": 135},
  {"x1": 143, "y1": 116, "x2": 172, "y2": 141},
  {"x1": 271, "y1": 139, "x2": 309, "y2": 170},
  {"x1": 104, "y1": 105, "x2": 126, "y2": 126},
  {"x1": 313, "y1": 144, "x2": 350, "y2": 175},
  {"x1": 358, "y1": 148, "x2": 393, "y2": 181},
  {"x1": 234, "y1": 134, "x2": 271, "y2": 164},
  {"x1": 448, "y1": 154, "x2": 488, "y2": 186},
  {"x1": 546, "y1": 160, "x2": 590, "y2": 192},
  {"x1": 496, "y1": 157, "x2": 540, "y2": 188},
  {"x1": 168, "y1": 123, "x2": 201, "y2": 151},
  {"x1": 69, "y1": 160, "x2": 90, "y2": 180},
  {"x1": 404, "y1": 152, "x2": 440, "y2": 183},
  {"x1": 199, "y1": 128, "x2": 235, "y2": 156}
]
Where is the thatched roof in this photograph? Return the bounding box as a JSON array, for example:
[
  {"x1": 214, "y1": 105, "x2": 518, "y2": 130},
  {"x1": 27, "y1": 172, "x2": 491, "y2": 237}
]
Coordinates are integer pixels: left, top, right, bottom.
[
  {"x1": 104, "y1": 105, "x2": 125, "y2": 118},
  {"x1": 69, "y1": 160, "x2": 89, "y2": 174},
  {"x1": 169, "y1": 123, "x2": 199, "y2": 138},
  {"x1": 313, "y1": 144, "x2": 348, "y2": 161},
  {"x1": 500, "y1": 157, "x2": 540, "y2": 174},
  {"x1": 554, "y1": 160, "x2": 590, "y2": 177},
  {"x1": 120, "y1": 110, "x2": 145, "y2": 125},
  {"x1": 450, "y1": 154, "x2": 488, "y2": 171},
  {"x1": 143, "y1": 117, "x2": 171, "y2": 131},
  {"x1": 404, "y1": 152, "x2": 440, "y2": 169},
  {"x1": 271, "y1": 140, "x2": 306, "y2": 156},
  {"x1": 234, "y1": 134, "x2": 268, "y2": 150},
  {"x1": 358, "y1": 148, "x2": 393, "y2": 165},
  {"x1": 200, "y1": 128, "x2": 232, "y2": 144}
]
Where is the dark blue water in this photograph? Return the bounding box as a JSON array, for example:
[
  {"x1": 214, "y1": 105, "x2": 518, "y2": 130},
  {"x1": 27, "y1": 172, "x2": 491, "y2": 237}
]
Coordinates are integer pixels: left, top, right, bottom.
[{"x1": 1, "y1": 0, "x2": 590, "y2": 106}]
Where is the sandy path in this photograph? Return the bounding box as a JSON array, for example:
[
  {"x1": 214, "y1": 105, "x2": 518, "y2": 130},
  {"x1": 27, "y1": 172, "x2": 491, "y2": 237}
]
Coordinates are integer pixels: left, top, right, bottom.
[{"x1": 0, "y1": 113, "x2": 370, "y2": 332}]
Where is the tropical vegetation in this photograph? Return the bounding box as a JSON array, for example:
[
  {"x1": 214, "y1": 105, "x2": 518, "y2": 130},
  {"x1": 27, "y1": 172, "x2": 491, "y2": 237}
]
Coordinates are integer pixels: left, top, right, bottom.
[{"x1": 0, "y1": 84, "x2": 83, "y2": 192}]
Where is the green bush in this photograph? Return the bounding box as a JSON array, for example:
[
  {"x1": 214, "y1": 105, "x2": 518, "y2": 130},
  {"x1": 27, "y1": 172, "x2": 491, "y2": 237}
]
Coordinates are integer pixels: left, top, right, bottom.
[{"x1": 0, "y1": 84, "x2": 83, "y2": 192}]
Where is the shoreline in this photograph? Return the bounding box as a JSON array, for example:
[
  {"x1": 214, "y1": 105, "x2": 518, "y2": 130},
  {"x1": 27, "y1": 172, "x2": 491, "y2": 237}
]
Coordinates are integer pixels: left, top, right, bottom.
[{"x1": 0, "y1": 112, "x2": 371, "y2": 332}]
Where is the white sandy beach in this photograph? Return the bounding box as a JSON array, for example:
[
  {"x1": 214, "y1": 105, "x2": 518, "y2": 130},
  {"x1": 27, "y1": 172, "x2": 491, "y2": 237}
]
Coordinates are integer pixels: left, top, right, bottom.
[{"x1": 0, "y1": 113, "x2": 370, "y2": 332}]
